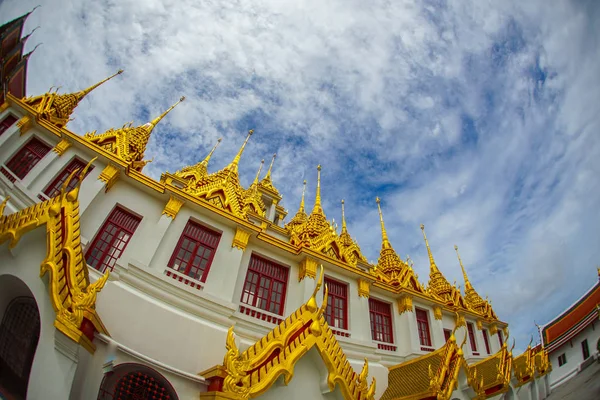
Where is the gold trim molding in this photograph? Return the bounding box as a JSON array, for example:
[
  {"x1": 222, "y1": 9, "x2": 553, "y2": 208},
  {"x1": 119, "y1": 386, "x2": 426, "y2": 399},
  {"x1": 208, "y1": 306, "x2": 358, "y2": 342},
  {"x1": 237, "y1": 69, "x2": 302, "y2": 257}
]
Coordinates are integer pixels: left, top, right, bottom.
[
  {"x1": 299, "y1": 256, "x2": 318, "y2": 281},
  {"x1": 53, "y1": 138, "x2": 72, "y2": 156},
  {"x1": 397, "y1": 294, "x2": 413, "y2": 314},
  {"x1": 162, "y1": 196, "x2": 185, "y2": 220},
  {"x1": 0, "y1": 102, "x2": 9, "y2": 113},
  {"x1": 17, "y1": 115, "x2": 33, "y2": 135},
  {"x1": 232, "y1": 226, "x2": 252, "y2": 251},
  {"x1": 433, "y1": 305, "x2": 443, "y2": 320},
  {"x1": 476, "y1": 319, "x2": 483, "y2": 330},
  {"x1": 454, "y1": 313, "x2": 466, "y2": 328},
  {"x1": 98, "y1": 164, "x2": 120, "y2": 192},
  {"x1": 358, "y1": 278, "x2": 370, "y2": 298}
]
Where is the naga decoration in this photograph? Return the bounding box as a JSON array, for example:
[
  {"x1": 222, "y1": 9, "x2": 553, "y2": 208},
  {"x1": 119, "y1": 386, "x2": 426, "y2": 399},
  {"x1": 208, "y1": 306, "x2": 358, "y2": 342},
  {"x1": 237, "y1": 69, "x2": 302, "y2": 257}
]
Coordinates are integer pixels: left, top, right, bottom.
[
  {"x1": 0, "y1": 158, "x2": 109, "y2": 352},
  {"x1": 203, "y1": 266, "x2": 376, "y2": 400}
]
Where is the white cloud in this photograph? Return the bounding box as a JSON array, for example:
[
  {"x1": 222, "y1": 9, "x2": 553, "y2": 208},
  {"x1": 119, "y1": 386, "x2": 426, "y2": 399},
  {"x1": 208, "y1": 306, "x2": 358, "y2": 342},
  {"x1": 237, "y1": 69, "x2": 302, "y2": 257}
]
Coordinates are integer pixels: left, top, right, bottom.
[{"x1": 2, "y1": 0, "x2": 599, "y2": 353}]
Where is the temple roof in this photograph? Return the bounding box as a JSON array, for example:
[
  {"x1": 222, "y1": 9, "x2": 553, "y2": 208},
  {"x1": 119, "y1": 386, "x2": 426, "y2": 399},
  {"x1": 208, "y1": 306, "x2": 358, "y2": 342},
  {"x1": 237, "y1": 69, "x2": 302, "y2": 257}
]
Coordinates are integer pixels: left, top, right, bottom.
[
  {"x1": 84, "y1": 96, "x2": 184, "y2": 172},
  {"x1": 467, "y1": 341, "x2": 513, "y2": 399},
  {"x1": 258, "y1": 153, "x2": 282, "y2": 199},
  {"x1": 23, "y1": 69, "x2": 123, "y2": 128},
  {"x1": 174, "y1": 137, "x2": 221, "y2": 183}
]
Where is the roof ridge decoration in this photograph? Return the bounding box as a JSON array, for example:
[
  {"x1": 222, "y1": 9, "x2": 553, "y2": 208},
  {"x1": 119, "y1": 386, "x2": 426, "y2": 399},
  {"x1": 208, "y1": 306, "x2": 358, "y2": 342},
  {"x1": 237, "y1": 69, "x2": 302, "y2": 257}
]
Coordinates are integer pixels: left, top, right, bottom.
[
  {"x1": 287, "y1": 167, "x2": 367, "y2": 267},
  {"x1": 202, "y1": 266, "x2": 376, "y2": 400},
  {"x1": 176, "y1": 130, "x2": 266, "y2": 220},
  {"x1": 174, "y1": 137, "x2": 222, "y2": 183},
  {"x1": 381, "y1": 319, "x2": 468, "y2": 400},
  {"x1": 0, "y1": 159, "x2": 109, "y2": 353},
  {"x1": 467, "y1": 334, "x2": 514, "y2": 399},
  {"x1": 374, "y1": 198, "x2": 423, "y2": 291},
  {"x1": 22, "y1": 69, "x2": 123, "y2": 128},
  {"x1": 454, "y1": 245, "x2": 498, "y2": 320},
  {"x1": 532, "y1": 347, "x2": 551, "y2": 378},
  {"x1": 259, "y1": 153, "x2": 281, "y2": 198},
  {"x1": 420, "y1": 225, "x2": 467, "y2": 309},
  {"x1": 84, "y1": 95, "x2": 184, "y2": 172}
]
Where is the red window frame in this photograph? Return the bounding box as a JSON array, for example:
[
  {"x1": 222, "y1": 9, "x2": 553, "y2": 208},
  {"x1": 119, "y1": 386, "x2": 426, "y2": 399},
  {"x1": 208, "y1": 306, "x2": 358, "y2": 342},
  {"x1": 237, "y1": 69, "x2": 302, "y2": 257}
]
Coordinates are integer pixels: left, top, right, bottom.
[
  {"x1": 240, "y1": 255, "x2": 288, "y2": 316},
  {"x1": 369, "y1": 298, "x2": 393, "y2": 344},
  {"x1": 167, "y1": 220, "x2": 221, "y2": 283},
  {"x1": 1, "y1": 137, "x2": 51, "y2": 182},
  {"x1": 443, "y1": 329, "x2": 452, "y2": 342},
  {"x1": 498, "y1": 330, "x2": 504, "y2": 347},
  {"x1": 416, "y1": 308, "x2": 432, "y2": 347},
  {"x1": 324, "y1": 276, "x2": 348, "y2": 330},
  {"x1": 85, "y1": 206, "x2": 141, "y2": 273},
  {"x1": 42, "y1": 158, "x2": 93, "y2": 199},
  {"x1": 0, "y1": 114, "x2": 18, "y2": 136},
  {"x1": 467, "y1": 322, "x2": 478, "y2": 353},
  {"x1": 482, "y1": 328, "x2": 491, "y2": 354}
]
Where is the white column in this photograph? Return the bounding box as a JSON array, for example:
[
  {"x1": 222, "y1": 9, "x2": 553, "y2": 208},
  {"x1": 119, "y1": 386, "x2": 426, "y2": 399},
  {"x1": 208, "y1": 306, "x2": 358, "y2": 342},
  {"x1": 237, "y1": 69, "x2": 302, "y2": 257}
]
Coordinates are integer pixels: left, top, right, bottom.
[
  {"x1": 204, "y1": 245, "x2": 246, "y2": 302},
  {"x1": 431, "y1": 317, "x2": 445, "y2": 348},
  {"x1": 350, "y1": 294, "x2": 372, "y2": 342},
  {"x1": 78, "y1": 167, "x2": 106, "y2": 215},
  {"x1": 128, "y1": 214, "x2": 173, "y2": 268}
]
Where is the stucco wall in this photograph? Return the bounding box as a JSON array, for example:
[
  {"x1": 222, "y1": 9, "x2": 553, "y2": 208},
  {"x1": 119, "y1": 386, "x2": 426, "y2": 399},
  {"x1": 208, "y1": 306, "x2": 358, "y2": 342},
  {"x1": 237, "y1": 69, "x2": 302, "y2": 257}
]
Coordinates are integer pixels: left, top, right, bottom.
[{"x1": 548, "y1": 322, "x2": 599, "y2": 387}]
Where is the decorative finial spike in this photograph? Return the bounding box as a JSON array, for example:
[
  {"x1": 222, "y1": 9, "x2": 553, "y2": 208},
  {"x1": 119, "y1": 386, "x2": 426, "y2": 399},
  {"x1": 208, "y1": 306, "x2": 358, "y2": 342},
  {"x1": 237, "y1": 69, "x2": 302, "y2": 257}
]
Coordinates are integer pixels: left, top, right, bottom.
[
  {"x1": 253, "y1": 159, "x2": 265, "y2": 184},
  {"x1": 299, "y1": 179, "x2": 307, "y2": 212},
  {"x1": 421, "y1": 224, "x2": 438, "y2": 272},
  {"x1": 147, "y1": 95, "x2": 185, "y2": 129},
  {"x1": 264, "y1": 153, "x2": 277, "y2": 180},
  {"x1": 312, "y1": 165, "x2": 323, "y2": 213},
  {"x1": 230, "y1": 130, "x2": 254, "y2": 172},
  {"x1": 376, "y1": 197, "x2": 391, "y2": 247},
  {"x1": 80, "y1": 69, "x2": 124, "y2": 97},
  {"x1": 200, "y1": 137, "x2": 222, "y2": 168},
  {"x1": 341, "y1": 199, "x2": 347, "y2": 233},
  {"x1": 454, "y1": 244, "x2": 470, "y2": 287}
]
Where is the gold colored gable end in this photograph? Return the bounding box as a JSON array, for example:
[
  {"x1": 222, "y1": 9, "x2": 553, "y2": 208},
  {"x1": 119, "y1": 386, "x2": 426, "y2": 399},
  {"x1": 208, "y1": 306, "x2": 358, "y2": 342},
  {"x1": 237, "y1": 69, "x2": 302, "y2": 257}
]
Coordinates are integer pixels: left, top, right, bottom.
[
  {"x1": 0, "y1": 165, "x2": 108, "y2": 353},
  {"x1": 201, "y1": 267, "x2": 376, "y2": 400}
]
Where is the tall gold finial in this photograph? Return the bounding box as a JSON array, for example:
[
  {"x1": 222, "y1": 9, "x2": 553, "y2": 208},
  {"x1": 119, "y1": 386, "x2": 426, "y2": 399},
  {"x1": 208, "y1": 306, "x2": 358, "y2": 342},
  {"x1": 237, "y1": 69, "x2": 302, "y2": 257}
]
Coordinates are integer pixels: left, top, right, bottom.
[
  {"x1": 147, "y1": 96, "x2": 185, "y2": 130},
  {"x1": 264, "y1": 153, "x2": 276, "y2": 180},
  {"x1": 80, "y1": 69, "x2": 124, "y2": 97},
  {"x1": 341, "y1": 199, "x2": 348, "y2": 234},
  {"x1": 253, "y1": 159, "x2": 265, "y2": 184},
  {"x1": 299, "y1": 180, "x2": 307, "y2": 212},
  {"x1": 421, "y1": 224, "x2": 439, "y2": 272},
  {"x1": 376, "y1": 197, "x2": 391, "y2": 248},
  {"x1": 200, "y1": 137, "x2": 222, "y2": 168},
  {"x1": 312, "y1": 165, "x2": 323, "y2": 213},
  {"x1": 454, "y1": 245, "x2": 471, "y2": 288},
  {"x1": 230, "y1": 130, "x2": 254, "y2": 172}
]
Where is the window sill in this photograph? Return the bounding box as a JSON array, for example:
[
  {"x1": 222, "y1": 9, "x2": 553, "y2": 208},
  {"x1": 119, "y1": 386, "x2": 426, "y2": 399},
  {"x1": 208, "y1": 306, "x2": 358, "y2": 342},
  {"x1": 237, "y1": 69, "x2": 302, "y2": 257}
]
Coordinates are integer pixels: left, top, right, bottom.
[
  {"x1": 238, "y1": 304, "x2": 284, "y2": 325},
  {"x1": 420, "y1": 346, "x2": 435, "y2": 352},
  {"x1": 373, "y1": 341, "x2": 396, "y2": 352},
  {"x1": 164, "y1": 268, "x2": 204, "y2": 291},
  {"x1": 330, "y1": 327, "x2": 351, "y2": 338}
]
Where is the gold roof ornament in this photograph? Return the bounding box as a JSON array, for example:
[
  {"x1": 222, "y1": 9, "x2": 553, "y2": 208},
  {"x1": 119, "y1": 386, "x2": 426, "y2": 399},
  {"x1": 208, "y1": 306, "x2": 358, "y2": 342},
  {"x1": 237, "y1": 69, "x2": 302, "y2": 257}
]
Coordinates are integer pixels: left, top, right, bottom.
[
  {"x1": 467, "y1": 340, "x2": 513, "y2": 398},
  {"x1": 200, "y1": 266, "x2": 376, "y2": 400},
  {"x1": 374, "y1": 198, "x2": 423, "y2": 290},
  {"x1": 337, "y1": 199, "x2": 368, "y2": 266},
  {"x1": 84, "y1": 96, "x2": 185, "y2": 171},
  {"x1": 421, "y1": 225, "x2": 467, "y2": 308},
  {"x1": 454, "y1": 245, "x2": 498, "y2": 320},
  {"x1": 178, "y1": 130, "x2": 266, "y2": 219},
  {"x1": 259, "y1": 153, "x2": 281, "y2": 198},
  {"x1": 284, "y1": 179, "x2": 308, "y2": 233},
  {"x1": 241, "y1": 159, "x2": 266, "y2": 215},
  {"x1": 174, "y1": 137, "x2": 222, "y2": 183},
  {"x1": 23, "y1": 69, "x2": 123, "y2": 128}
]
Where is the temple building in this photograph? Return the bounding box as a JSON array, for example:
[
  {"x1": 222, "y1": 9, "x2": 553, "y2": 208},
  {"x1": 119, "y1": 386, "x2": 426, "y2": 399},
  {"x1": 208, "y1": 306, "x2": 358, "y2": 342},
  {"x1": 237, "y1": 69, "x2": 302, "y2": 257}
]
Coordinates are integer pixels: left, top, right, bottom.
[
  {"x1": 538, "y1": 269, "x2": 600, "y2": 390},
  {"x1": 0, "y1": 11, "x2": 553, "y2": 400}
]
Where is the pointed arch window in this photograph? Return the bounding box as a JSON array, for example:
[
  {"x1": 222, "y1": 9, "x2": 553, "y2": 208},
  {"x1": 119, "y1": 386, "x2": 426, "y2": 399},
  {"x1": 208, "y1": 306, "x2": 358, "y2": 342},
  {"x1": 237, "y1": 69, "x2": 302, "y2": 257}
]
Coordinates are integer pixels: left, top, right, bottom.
[
  {"x1": 1, "y1": 137, "x2": 51, "y2": 182},
  {"x1": 0, "y1": 297, "x2": 40, "y2": 399}
]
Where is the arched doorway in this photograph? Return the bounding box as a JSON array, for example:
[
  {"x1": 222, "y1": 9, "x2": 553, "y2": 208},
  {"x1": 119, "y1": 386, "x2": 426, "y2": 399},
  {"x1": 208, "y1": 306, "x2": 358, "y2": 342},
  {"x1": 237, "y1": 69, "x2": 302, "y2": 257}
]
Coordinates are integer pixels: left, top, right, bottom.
[
  {"x1": 0, "y1": 296, "x2": 41, "y2": 400},
  {"x1": 97, "y1": 363, "x2": 179, "y2": 400}
]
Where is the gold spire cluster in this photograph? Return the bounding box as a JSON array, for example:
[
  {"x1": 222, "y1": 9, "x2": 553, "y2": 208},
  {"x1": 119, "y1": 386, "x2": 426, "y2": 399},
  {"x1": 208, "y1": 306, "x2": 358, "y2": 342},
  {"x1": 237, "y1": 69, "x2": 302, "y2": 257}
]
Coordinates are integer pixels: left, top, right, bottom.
[
  {"x1": 258, "y1": 153, "x2": 281, "y2": 199},
  {"x1": 23, "y1": 69, "x2": 123, "y2": 128},
  {"x1": 175, "y1": 137, "x2": 222, "y2": 183},
  {"x1": 420, "y1": 225, "x2": 467, "y2": 309},
  {"x1": 454, "y1": 245, "x2": 497, "y2": 319},
  {"x1": 373, "y1": 198, "x2": 423, "y2": 291},
  {"x1": 286, "y1": 166, "x2": 367, "y2": 267}
]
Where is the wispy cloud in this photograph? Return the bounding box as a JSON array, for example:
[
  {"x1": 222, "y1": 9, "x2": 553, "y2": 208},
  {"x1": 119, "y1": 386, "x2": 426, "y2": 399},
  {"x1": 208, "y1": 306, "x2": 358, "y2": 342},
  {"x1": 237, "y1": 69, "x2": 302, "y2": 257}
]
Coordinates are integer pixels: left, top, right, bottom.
[{"x1": 3, "y1": 0, "x2": 599, "y2": 352}]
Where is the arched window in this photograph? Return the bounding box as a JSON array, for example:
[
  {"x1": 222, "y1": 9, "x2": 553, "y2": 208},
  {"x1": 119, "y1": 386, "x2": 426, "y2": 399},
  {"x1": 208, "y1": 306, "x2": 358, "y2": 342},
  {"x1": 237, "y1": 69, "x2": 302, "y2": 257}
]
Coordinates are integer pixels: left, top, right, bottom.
[
  {"x1": 0, "y1": 296, "x2": 41, "y2": 399},
  {"x1": 98, "y1": 363, "x2": 179, "y2": 400}
]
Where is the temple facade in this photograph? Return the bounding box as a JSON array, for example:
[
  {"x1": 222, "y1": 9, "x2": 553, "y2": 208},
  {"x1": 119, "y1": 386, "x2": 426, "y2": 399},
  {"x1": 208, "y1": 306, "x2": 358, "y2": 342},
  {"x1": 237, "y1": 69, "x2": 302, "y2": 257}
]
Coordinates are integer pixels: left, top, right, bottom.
[
  {"x1": 539, "y1": 270, "x2": 600, "y2": 390},
  {"x1": 0, "y1": 12, "x2": 552, "y2": 400}
]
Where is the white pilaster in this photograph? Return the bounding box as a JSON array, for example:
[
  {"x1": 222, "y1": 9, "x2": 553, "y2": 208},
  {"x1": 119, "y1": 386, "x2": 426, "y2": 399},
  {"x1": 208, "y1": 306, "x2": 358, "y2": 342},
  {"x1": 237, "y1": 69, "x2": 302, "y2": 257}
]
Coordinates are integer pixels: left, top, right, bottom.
[
  {"x1": 24, "y1": 151, "x2": 59, "y2": 191},
  {"x1": 78, "y1": 166, "x2": 106, "y2": 215},
  {"x1": 204, "y1": 245, "x2": 246, "y2": 302},
  {"x1": 350, "y1": 295, "x2": 372, "y2": 342},
  {"x1": 131, "y1": 214, "x2": 173, "y2": 268},
  {"x1": 431, "y1": 317, "x2": 445, "y2": 348}
]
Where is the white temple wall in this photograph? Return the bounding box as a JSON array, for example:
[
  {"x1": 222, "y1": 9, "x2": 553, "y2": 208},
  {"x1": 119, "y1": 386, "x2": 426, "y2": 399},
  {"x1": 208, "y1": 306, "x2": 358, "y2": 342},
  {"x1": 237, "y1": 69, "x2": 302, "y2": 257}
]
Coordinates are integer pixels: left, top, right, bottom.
[
  {"x1": 0, "y1": 227, "x2": 81, "y2": 400},
  {"x1": 547, "y1": 322, "x2": 599, "y2": 388}
]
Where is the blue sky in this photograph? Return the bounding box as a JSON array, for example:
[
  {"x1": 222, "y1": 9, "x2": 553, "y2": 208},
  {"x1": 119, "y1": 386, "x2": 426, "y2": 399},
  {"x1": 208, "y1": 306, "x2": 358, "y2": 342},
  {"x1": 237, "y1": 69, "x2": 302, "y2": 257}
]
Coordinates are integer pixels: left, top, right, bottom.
[{"x1": 2, "y1": 0, "x2": 600, "y2": 352}]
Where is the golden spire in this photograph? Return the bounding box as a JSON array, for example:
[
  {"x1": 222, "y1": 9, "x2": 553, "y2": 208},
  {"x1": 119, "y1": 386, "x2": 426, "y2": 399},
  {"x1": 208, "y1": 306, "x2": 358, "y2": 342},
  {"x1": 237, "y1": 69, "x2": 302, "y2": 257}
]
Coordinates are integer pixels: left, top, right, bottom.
[
  {"x1": 253, "y1": 159, "x2": 265, "y2": 185},
  {"x1": 420, "y1": 224, "x2": 439, "y2": 272},
  {"x1": 341, "y1": 199, "x2": 348, "y2": 234},
  {"x1": 264, "y1": 153, "x2": 276, "y2": 180},
  {"x1": 454, "y1": 245, "x2": 472, "y2": 289},
  {"x1": 229, "y1": 130, "x2": 254, "y2": 173},
  {"x1": 79, "y1": 69, "x2": 124, "y2": 98},
  {"x1": 376, "y1": 197, "x2": 391, "y2": 249},
  {"x1": 201, "y1": 137, "x2": 222, "y2": 169},
  {"x1": 300, "y1": 179, "x2": 307, "y2": 213},
  {"x1": 312, "y1": 165, "x2": 323, "y2": 214},
  {"x1": 145, "y1": 96, "x2": 185, "y2": 131}
]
